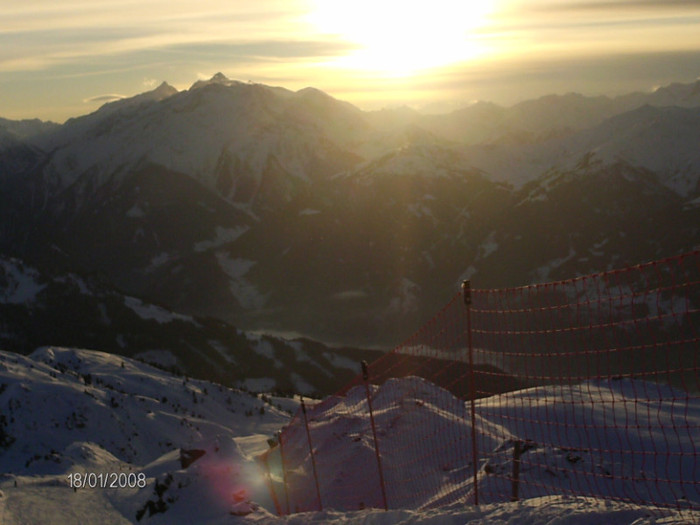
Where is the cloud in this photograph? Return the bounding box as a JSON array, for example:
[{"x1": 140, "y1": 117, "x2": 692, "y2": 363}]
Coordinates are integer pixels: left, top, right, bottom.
[
  {"x1": 83, "y1": 94, "x2": 125, "y2": 104},
  {"x1": 168, "y1": 40, "x2": 358, "y2": 61},
  {"x1": 0, "y1": 1, "x2": 318, "y2": 74},
  {"x1": 545, "y1": 0, "x2": 700, "y2": 11},
  {"x1": 2, "y1": 1, "x2": 303, "y2": 34},
  {"x1": 408, "y1": 49, "x2": 700, "y2": 106}
]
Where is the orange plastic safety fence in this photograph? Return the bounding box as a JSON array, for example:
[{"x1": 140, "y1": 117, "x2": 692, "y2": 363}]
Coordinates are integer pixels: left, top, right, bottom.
[{"x1": 261, "y1": 251, "x2": 700, "y2": 517}]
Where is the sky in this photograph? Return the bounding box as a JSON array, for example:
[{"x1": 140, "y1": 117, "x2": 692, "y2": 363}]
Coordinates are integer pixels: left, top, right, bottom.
[{"x1": 2, "y1": 0, "x2": 700, "y2": 122}]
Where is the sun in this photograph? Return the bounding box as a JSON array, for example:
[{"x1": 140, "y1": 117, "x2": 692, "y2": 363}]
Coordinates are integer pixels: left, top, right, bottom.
[{"x1": 306, "y1": 0, "x2": 495, "y2": 77}]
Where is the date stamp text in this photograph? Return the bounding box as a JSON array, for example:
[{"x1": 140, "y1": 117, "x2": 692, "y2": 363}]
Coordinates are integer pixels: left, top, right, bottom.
[{"x1": 67, "y1": 472, "x2": 147, "y2": 489}]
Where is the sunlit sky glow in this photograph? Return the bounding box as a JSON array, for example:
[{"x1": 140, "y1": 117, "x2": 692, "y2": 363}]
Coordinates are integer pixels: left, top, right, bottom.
[{"x1": 2, "y1": 0, "x2": 700, "y2": 122}]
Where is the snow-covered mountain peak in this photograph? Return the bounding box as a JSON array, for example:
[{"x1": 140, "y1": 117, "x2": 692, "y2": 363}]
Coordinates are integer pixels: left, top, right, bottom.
[
  {"x1": 291, "y1": 85, "x2": 361, "y2": 115},
  {"x1": 152, "y1": 81, "x2": 178, "y2": 98},
  {"x1": 210, "y1": 72, "x2": 228, "y2": 83},
  {"x1": 24, "y1": 75, "x2": 368, "y2": 205},
  {"x1": 459, "y1": 102, "x2": 700, "y2": 195},
  {"x1": 0, "y1": 117, "x2": 59, "y2": 140},
  {"x1": 294, "y1": 86, "x2": 350, "y2": 107},
  {"x1": 559, "y1": 105, "x2": 700, "y2": 195},
  {"x1": 190, "y1": 72, "x2": 243, "y2": 90},
  {"x1": 349, "y1": 141, "x2": 477, "y2": 182},
  {"x1": 95, "y1": 81, "x2": 178, "y2": 114},
  {"x1": 295, "y1": 86, "x2": 326, "y2": 97}
]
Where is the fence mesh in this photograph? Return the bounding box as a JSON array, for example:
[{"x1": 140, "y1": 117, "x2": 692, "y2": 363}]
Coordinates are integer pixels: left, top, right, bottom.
[{"x1": 260, "y1": 250, "x2": 700, "y2": 516}]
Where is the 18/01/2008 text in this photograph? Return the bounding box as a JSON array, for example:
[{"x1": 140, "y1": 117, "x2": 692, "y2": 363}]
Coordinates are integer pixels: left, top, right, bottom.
[{"x1": 67, "y1": 471, "x2": 147, "y2": 489}]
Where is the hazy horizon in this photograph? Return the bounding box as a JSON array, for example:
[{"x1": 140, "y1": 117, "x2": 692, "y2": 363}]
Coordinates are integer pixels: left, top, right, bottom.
[{"x1": 2, "y1": 1, "x2": 700, "y2": 123}]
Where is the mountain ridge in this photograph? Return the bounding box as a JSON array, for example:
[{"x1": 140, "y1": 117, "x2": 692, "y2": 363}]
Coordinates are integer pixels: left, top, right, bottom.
[{"x1": 1, "y1": 74, "x2": 699, "y2": 347}]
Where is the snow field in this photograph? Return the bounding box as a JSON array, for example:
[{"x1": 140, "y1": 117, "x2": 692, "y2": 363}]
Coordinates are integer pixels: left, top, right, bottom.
[
  {"x1": 0, "y1": 347, "x2": 288, "y2": 523},
  {"x1": 1, "y1": 347, "x2": 698, "y2": 523},
  {"x1": 269, "y1": 376, "x2": 699, "y2": 520}
]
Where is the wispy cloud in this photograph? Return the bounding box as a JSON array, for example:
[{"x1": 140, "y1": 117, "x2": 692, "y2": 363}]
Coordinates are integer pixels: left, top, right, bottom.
[
  {"x1": 164, "y1": 40, "x2": 357, "y2": 62},
  {"x1": 540, "y1": 0, "x2": 700, "y2": 11},
  {"x1": 479, "y1": 0, "x2": 700, "y2": 60},
  {"x1": 1, "y1": 1, "x2": 304, "y2": 33},
  {"x1": 0, "y1": 0, "x2": 317, "y2": 73},
  {"x1": 82, "y1": 94, "x2": 125, "y2": 104}
]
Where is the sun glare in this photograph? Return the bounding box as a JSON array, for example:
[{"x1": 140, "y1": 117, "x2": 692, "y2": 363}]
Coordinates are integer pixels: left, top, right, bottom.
[{"x1": 306, "y1": 1, "x2": 495, "y2": 77}]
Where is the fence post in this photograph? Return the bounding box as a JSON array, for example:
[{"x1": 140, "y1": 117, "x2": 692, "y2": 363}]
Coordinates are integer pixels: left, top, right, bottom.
[
  {"x1": 511, "y1": 440, "x2": 523, "y2": 502},
  {"x1": 300, "y1": 397, "x2": 323, "y2": 511},
  {"x1": 259, "y1": 452, "x2": 282, "y2": 515},
  {"x1": 362, "y1": 360, "x2": 389, "y2": 511},
  {"x1": 277, "y1": 430, "x2": 291, "y2": 515},
  {"x1": 463, "y1": 279, "x2": 479, "y2": 506}
]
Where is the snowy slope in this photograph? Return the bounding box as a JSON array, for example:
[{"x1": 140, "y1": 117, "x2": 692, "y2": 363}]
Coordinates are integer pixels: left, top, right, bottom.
[
  {"x1": 345, "y1": 142, "x2": 480, "y2": 182},
  {"x1": 462, "y1": 104, "x2": 700, "y2": 194},
  {"x1": 269, "y1": 376, "x2": 699, "y2": 520},
  {"x1": 1, "y1": 352, "x2": 697, "y2": 524},
  {"x1": 560, "y1": 105, "x2": 700, "y2": 196},
  {"x1": 0, "y1": 347, "x2": 292, "y2": 523},
  {"x1": 250, "y1": 497, "x2": 698, "y2": 525},
  {"x1": 29, "y1": 73, "x2": 365, "y2": 206}
]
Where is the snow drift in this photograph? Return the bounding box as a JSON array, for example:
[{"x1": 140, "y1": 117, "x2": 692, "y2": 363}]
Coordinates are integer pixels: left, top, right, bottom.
[
  {"x1": 0, "y1": 348, "x2": 698, "y2": 523},
  {"x1": 267, "y1": 375, "x2": 700, "y2": 519}
]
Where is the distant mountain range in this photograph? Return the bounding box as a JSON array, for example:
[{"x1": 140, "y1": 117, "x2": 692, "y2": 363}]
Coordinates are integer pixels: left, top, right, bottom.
[{"x1": 1, "y1": 73, "x2": 699, "y2": 350}]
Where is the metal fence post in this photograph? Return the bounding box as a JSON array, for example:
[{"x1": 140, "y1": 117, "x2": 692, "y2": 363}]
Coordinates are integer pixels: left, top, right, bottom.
[
  {"x1": 277, "y1": 430, "x2": 291, "y2": 515},
  {"x1": 463, "y1": 279, "x2": 479, "y2": 506},
  {"x1": 511, "y1": 440, "x2": 523, "y2": 502},
  {"x1": 300, "y1": 397, "x2": 323, "y2": 511},
  {"x1": 362, "y1": 360, "x2": 389, "y2": 510},
  {"x1": 258, "y1": 452, "x2": 282, "y2": 515}
]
